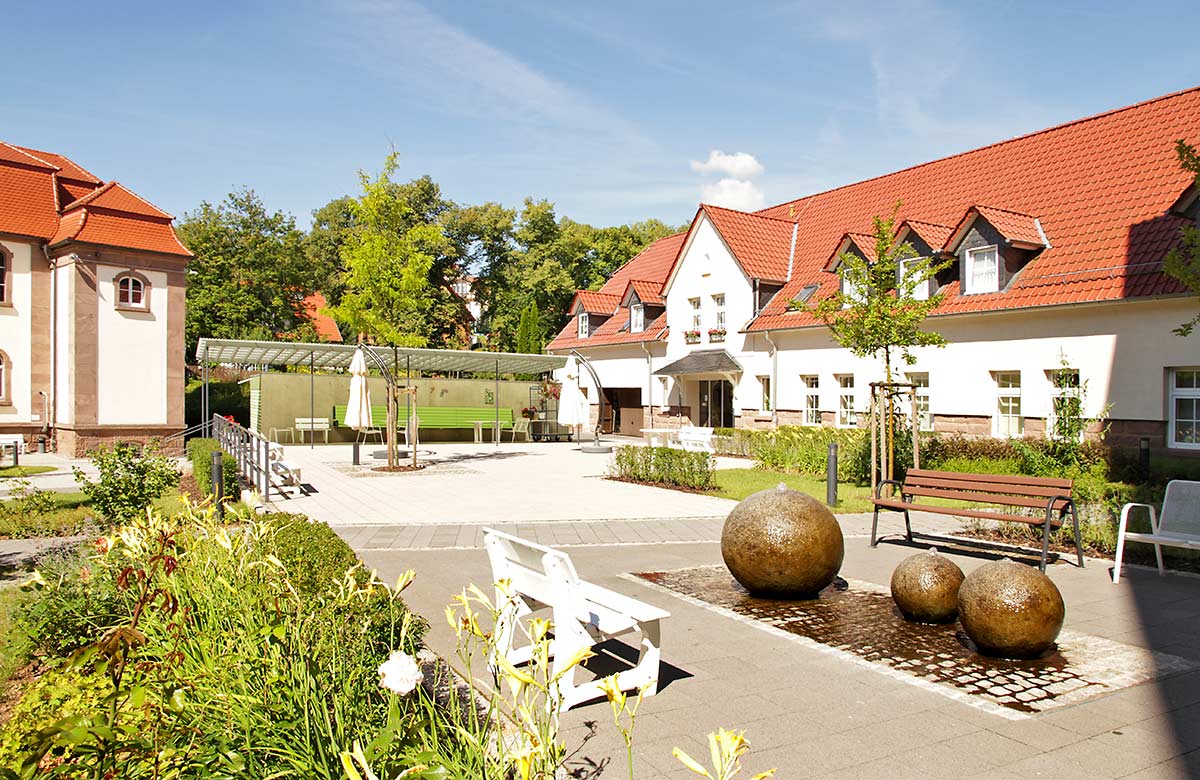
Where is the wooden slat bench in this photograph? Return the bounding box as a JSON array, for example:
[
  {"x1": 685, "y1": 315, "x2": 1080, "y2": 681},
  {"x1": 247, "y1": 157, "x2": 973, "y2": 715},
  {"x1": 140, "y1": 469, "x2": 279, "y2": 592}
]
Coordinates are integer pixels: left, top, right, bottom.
[
  {"x1": 294, "y1": 417, "x2": 331, "y2": 444},
  {"x1": 332, "y1": 405, "x2": 516, "y2": 442},
  {"x1": 871, "y1": 468, "x2": 1083, "y2": 572}
]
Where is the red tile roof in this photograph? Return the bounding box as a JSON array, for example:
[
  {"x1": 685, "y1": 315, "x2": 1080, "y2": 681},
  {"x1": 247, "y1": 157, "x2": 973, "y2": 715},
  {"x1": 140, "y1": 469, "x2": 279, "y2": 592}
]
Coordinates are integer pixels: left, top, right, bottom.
[
  {"x1": 823, "y1": 232, "x2": 878, "y2": 270},
  {"x1": 740, "y1": 86, "x2": 1200, "y2": 330},
  {"x1": 947, "y1": 205, "x2": 1047, "y2": 251},
  {"x1": 547, "y1": 307, "x2": 667, "y2": 350},
  {"x1": 897, "y1": 220, "x2": 953, "y2": 251},
  {"x1": 303, "y1": 292, "x2": 343, "y2": 342},
  {"x1": 699, "y1": 204, "x2": 794, "y2": 281},
  {"x1": 0, "y1": 140, "x2": 191, "y2": 258},
  {"x1": 625, "y1": 279, "x2": 665, "y2": 306},
  {"x1": 571, "y1": 289, "x2": 621, "y2": 315},
  {"x1": 599, "y1": 232, "x2": 687, "y2": 296}
]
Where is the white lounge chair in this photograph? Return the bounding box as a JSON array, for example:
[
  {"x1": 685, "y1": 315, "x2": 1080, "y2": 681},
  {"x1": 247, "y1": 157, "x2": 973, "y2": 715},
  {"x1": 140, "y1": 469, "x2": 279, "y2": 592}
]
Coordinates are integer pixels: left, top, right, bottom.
[
  {"x1": 676, "y1": 426, "x2": 715, "y2": 454},
  {"x1": 482, "y1": 527, "x2": 669, "y2": 711},
  {"x1": 1114, "y1": 480, "x2": 1200, "y2": 583}
]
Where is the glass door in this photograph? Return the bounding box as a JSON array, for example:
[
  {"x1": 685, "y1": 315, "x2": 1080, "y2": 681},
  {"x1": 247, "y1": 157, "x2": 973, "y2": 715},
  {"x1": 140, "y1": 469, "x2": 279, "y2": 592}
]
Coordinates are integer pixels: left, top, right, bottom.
[{"x1": 697, "y1": 380, "x2": 734, "y2": 428}]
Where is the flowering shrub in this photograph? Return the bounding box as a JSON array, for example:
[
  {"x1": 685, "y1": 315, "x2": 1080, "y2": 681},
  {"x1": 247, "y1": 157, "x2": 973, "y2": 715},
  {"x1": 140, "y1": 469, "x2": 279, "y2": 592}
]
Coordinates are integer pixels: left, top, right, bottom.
[{"x1": 72, "y1": 441, "x2": 179, "y2": 524}]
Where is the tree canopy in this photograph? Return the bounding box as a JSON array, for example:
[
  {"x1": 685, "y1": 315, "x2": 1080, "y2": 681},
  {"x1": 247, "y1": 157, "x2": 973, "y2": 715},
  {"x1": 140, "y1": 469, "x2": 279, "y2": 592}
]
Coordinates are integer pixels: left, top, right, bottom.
[{"x1": 1165, "y1": 139, "x2": 1200, "y2": 337}]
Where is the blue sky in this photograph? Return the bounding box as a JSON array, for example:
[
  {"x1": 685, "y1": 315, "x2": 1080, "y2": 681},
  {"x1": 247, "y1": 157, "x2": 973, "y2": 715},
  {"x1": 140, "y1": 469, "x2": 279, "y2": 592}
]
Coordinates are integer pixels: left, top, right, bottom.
[{"x1": 5, "y1": 1, "x2": 1199, "y2": 228}]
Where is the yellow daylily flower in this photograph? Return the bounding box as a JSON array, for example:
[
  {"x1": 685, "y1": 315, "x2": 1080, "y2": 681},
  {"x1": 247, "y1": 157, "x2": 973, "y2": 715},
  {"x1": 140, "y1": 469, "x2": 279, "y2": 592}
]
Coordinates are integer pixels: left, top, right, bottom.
[
  {"x1": 394, "y1": 569, "x2": 416, "y2": 592},
  {"x1": 672, "y1": 747, "x2": 714, "y2": 778}
]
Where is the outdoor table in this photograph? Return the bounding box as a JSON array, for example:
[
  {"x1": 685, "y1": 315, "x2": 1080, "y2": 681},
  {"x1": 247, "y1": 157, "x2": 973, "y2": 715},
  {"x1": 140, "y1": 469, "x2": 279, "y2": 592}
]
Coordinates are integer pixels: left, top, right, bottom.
[
  {"x1": 472, "y1": 420, "x2": 502, "y2": 443},
  {"x1": 269, "y1": 427, "x2": 294, "y2": 444}
]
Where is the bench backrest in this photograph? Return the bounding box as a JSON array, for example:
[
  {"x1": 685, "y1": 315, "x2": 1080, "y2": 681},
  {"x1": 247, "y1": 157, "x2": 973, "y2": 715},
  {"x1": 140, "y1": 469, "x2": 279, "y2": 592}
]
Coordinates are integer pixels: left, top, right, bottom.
[
  {"x1": 333, "y1": 405, "x2": 389, "y2": 428},
  {"x1": 295, "y1": 418, "x2": 331, "y2": 431},
  {"x1": 482, "y1": 527, "x2": 582, "y2": 608},
  {"x1": 1161, "y1": 480, "x2": 1200, "y2": 536},
  {"x1": 901, "y1": 468, "x2": 1073, "y2": 511},
  {"x1": 678, "y1": 426, "x2": 715, "y2": 452},
  {"x1": 331, "y1": 405, "x2": 515, "y2": 429}
]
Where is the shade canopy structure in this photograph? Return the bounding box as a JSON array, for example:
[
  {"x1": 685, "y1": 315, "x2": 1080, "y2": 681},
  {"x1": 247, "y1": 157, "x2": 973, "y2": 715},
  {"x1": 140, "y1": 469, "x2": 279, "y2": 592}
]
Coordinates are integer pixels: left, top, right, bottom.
[
  {"x1": 195, "y1": 338, "x2": 567, "y2": 375},
  {"x1": 195, "y1": 338, "x2": 568, "y2": 453}
]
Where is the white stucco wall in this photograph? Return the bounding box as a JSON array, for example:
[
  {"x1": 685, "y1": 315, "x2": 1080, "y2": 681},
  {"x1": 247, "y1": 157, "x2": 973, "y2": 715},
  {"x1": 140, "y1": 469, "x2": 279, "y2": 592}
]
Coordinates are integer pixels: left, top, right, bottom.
[
  {"x1": 96, "y1": 265, "x2": 169, "y2": 425},
  {"x1": 0, "y1": 240, "x2": 34, "y2": 422},
  {"x1": 54, "y1": 263, "x2": 74, "y2": 426}
]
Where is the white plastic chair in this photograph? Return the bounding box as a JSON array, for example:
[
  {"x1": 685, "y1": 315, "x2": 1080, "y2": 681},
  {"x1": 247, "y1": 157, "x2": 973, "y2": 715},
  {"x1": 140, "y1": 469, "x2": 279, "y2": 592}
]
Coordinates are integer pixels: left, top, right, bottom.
[{"x1": 1114, "y1": 480, "x2": 1200, "y2": 583}]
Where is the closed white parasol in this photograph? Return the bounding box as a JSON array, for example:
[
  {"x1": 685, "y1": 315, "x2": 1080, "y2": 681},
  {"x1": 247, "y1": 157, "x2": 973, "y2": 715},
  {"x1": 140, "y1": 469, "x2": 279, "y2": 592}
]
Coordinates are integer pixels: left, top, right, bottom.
[
  {"x1": 344, "y1": 347, "x2": 372, "y2": 431},
  {"x1": 556, "y1": 355, "x2": 587, "y2": 430}
]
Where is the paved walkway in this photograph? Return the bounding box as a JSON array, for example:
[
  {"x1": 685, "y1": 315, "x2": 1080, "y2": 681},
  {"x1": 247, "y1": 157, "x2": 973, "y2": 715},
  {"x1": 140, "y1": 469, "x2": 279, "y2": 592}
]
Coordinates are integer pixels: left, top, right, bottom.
[
  {"x1": 0, "y1": 452, "x2": 96, "y2": 497},
  {"x1": 270, "y1": 442, "x2": 741, "y2": 525}
]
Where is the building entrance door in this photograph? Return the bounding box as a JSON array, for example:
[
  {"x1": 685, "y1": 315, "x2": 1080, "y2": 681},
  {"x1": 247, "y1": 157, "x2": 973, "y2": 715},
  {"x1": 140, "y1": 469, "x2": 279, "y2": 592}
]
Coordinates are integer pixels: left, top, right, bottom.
[{"x1": 697, "y1": 379, "x2": 734, "y2": 428}]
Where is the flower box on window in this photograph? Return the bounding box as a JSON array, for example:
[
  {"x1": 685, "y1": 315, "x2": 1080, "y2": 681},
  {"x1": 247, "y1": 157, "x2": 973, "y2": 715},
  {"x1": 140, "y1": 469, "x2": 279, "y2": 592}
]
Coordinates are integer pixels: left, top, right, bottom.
[
  {"x1": 708, "y1": 328, "x2": 726, "y2": 342},
  {"x1": 684, "y1": 330, "x2": 701, "y2": 344}
]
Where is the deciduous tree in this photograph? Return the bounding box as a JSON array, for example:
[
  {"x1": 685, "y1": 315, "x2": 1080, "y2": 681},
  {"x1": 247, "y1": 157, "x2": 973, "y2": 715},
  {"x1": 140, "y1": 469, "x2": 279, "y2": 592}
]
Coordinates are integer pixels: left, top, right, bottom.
[{"x1": 1165, "y1": 139, "x2": 1200, "y2": 336}]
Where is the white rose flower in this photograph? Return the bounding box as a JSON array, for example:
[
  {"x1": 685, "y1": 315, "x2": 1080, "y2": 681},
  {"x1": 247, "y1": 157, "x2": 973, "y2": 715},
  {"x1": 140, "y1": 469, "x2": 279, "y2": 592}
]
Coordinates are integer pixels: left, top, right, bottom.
[{"x1": 378, "y1": 651, "x2": 423, "y2": 695}]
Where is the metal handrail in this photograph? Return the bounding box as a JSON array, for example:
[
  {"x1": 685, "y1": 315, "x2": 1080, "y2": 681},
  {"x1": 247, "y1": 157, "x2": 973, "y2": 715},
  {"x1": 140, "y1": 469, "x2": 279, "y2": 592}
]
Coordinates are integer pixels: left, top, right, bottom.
[{"x1": 211, "y1": 414, "x2": 271, "y2": 498}]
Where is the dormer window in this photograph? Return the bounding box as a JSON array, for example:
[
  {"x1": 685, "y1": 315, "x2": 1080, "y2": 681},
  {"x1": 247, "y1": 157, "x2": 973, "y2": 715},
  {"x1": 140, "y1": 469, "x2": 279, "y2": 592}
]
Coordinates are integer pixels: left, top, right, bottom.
[
  {"x1": 898, "y1": 258, "x2": 930, "y2": 301},
  {"x1": 840, "y1": 270, "x2": 864, "y2": 308},
  {"x1": 630, "y1": 303, "x2": 645, "y2": 333},
  {"x1": 577, "y1": 312, "x2": 588, "y2": 338},
  {"x1": 964, "y1": 246, "x2": 999, "y2": 295},
  {"x1": 114, "y1": 271, "x2": 150, "y2": 311}
]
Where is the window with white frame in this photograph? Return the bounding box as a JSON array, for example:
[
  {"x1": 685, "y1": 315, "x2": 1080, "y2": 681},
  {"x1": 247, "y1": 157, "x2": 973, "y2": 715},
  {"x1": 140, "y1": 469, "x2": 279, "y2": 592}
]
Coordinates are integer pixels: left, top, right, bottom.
[
  {"x1": 840, "y1": 269, "x2": 864, "y2": 309},
  {"x1": 689, "y1": 297, "x2": 701, "y2": 330},
  {"x1": 115, "y1": 272, "x2": 149, "y2": 310},
  {"x1": 0, "y1": 248, "x2": 9, "y2": 304},
  {"x1": 800, "y1": 375, "x2": 820, "y2": 425},
  {"x1": 758, "y1": 376, "x2": 771, "y2": 412},
  {"x1": 899, "y1": 258, "x2": 930, "y2": 300},
  {"x1": 713, "y1": 294, "x2": 725, "y2": 330},
  {"x1": 0, "y1": 350, "x2": 9, "y2": 405},
  {"x1": 994, "y1": 371, "x2": 1023, "y2": 437},
  {"x1": 1170, "y1": 368, "x2": 1200, "y2": 449},
  {"x1": 630, "y1": 303, "x2": 644, "y2": 333},
  {"x1": 965, "y1": 246, "x2": 999, "y2": 294},
  {"x1": 837, "y1": 375, "x2": 855, "y2": 427},
  {"x1": 907, "y1": 372, "x2": 932, "y2": 431},
  {"x1": 659, "y1": 377, "x2": 670, "y2": 411},
  {"x1": 1047, "y1": 368, "x2": 1082, "y2": 440},
  {"x1": 577, "y1": 312, "x2": 588, "y2": 339}
]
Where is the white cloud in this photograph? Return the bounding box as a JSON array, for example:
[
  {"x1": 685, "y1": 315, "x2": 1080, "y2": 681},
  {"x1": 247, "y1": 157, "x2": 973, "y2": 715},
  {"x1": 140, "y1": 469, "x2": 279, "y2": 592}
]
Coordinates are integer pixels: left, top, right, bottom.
[
  {"x1": 700, "y1": 178, "x2": 765, "y2": 211},
  {"x1": 690, "y1": 150, "x2": 765, "y2": 179}
]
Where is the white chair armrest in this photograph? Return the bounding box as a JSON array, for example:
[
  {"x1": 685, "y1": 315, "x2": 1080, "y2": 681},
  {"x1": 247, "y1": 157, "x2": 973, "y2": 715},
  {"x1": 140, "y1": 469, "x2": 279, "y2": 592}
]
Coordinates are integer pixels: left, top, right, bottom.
[{"x1": 1119, "y1": 502, "x2": 1158, "y2": 534}]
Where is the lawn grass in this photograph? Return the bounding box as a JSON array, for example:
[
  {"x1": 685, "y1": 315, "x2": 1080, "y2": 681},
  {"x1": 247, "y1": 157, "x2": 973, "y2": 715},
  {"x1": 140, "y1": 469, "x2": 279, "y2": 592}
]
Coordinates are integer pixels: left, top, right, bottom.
[
  {"x1": 713, "y1": 468, "x2": 875, "y2": 513},
  {"x1": 0, "y1": 466, "x2": 55, "y2": 479}
]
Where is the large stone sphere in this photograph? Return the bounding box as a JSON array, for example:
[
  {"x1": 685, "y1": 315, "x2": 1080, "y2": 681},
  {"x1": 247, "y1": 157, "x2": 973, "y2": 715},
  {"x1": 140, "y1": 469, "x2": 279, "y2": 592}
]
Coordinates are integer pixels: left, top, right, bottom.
[
  {"x1": 721, "y1": 484, "x2": 844, "y2": 597},
  {"x1": 890, "y1": 548, "x2": 965, "y2": 624},
  {"x1": 958, "y1": 559, "x2": 1065, "y2": 659}
]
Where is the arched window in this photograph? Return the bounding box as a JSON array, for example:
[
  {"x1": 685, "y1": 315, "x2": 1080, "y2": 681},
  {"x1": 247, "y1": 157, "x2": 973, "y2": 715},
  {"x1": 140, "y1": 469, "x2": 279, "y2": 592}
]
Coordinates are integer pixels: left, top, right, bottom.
[
  {"x1": 114, "y1": 271, "x2": 151, "y2": 311},
  {"x1": 0, "y1": 350, "x2": 10, "y2": 406}
]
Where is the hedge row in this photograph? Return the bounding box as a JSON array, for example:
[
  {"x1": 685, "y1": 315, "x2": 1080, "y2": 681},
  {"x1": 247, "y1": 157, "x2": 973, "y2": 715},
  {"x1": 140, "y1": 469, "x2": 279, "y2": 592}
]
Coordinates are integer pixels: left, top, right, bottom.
[
  {"x1": 611, "y1": 446, "x2": 716, "y2": 490},
  {"x1": 186, "y1": 437, "x2": 239, "y2": 499}
]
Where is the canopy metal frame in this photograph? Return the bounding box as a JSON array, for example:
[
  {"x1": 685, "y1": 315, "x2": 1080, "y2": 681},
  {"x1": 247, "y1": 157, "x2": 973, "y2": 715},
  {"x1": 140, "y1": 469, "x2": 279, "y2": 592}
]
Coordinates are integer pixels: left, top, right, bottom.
[{"x1": 196, "y1": 338, "x2": 567, "y2": 454}]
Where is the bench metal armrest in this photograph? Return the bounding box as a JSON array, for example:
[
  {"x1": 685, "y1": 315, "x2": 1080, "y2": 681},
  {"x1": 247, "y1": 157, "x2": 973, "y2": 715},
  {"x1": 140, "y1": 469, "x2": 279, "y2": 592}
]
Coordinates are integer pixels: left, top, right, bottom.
[
  {"x1": 1119, "y1": 502, "x2": 1158, "y2": 535},
  {"x1": 1045, "y1": 494, "x2": 1075, "y2": 518},
  {"x1": 874, "y1": 479, "x2": 904, "y2": 500}
]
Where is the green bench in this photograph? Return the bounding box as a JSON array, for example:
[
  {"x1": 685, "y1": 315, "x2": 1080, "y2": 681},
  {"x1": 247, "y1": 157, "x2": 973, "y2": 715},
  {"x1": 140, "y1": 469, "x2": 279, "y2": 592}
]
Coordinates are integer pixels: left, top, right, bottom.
[{"x1": 333, "y1": 405, "x2": 515, "y2": 442}]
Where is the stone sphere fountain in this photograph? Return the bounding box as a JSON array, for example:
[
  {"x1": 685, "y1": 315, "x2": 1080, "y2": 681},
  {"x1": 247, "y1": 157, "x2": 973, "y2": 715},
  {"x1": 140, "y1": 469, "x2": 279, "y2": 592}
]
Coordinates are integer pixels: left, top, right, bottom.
[
  {"x1": 721, "y1": 484, "x2": 844, "y2": 597},
  {"x1": 957, "y1": 559, "x2": 1065, "y2": 659},
  {"x1": 890, "y1": 548, "x2": 965, "y2": 624}
]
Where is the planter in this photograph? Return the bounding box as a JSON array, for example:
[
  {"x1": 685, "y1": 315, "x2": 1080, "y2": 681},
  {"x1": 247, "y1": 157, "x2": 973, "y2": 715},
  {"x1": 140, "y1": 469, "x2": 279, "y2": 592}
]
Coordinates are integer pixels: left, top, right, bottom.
[
  {"x1": 708, "y1": 331, "x2": 726, "y2": 343},
  {"x1": 684, "y1": 331, "x2": 702, "y2": 344}
]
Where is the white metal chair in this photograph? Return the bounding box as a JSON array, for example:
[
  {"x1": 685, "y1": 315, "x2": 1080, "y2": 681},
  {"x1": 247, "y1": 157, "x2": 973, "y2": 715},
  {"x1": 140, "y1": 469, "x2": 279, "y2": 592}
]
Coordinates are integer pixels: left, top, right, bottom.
[
  {"x1": 508, "y1": 419, "x2": 532, "y2": 442},
  {"x1": 482, "y1": 527, "x2": 669, "y2": 711},
  {"x1": 1114, "y1": 480, "x2": 1200, "y2": 583}
]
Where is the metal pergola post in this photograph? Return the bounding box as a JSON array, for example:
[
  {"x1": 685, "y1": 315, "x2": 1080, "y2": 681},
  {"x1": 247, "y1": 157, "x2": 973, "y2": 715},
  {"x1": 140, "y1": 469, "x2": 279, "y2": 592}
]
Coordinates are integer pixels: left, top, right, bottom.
[
  {"x1": 202, "y1": 343, "x2": 210, "y2": 436},
  {"x1": 310, "y1": 350, "x2": 315, "y2": 449},
  {"x1": 495, "y1": 359, "x2": 500, "y2": 447}
]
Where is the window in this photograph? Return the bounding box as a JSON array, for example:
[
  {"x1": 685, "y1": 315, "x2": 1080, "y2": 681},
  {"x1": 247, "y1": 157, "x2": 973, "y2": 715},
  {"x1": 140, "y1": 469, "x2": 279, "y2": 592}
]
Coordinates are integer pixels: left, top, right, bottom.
[
  {"x1": 114, "y1": 272, "x2": 150, "y2": 311},
  {"x1": 0, "y1": 350, "x2": 9, "y2": 405},
  {"x1": 630, "y1": 303, "x2": 645, "y2": 333},
  {"x1": 994, "y1": 371, "x2": 1023, "y2": 437},
  {"x1": 0, "y1": 247, "x2": 9, "y2": 305},
  {"x1": 713, "y1": 294, "x2": 725, "y2": 330},
  {"x1": 837, "y1": 375, "x2": 856, "y2": 427},
  {"x1": 800, "y1": 375, "x2": 820, "y2": 425},
  {"x1": 758, "y1": 376, "x2": 771, "y2": 412},
  {"x1": 841, "y1": 270, "x2": 863, "y2": 308},
  {"x1": 908, "y1": 372, "x2": 932, "y2": 431},
  {"x1": 577, "y1": 312, "x2": 588, "y2": 339},
  {"x1": 659, "y1": 377, "x2": 670, "y2": 410},
  {"x1": 1170, "y1": 368, "x2": 1200, "y2": 449},
  {"x1": 965, "y1": 246, "x2": 999, "y2": 295},
  {"x1": 899, "y1": 258, "x2": 930, "y2": 301},
  {"x1": 1048, "y1": 368, "x2": 1082, "y2": 441},
  {"x1": 689, "y1": 297, "x2": 701, "y2": 330}
]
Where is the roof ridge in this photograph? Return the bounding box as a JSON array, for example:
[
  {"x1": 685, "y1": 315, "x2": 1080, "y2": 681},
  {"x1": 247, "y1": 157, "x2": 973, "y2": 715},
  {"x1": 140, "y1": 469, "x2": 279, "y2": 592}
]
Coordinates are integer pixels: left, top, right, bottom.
[
  {"x1": 902, "y1": 218, "x2": 952, "y2": 227},
  {"x1": 13, "y1": 145, "x2": 100, "y2": 182},
  {"x1": 757, "y1": 84, "x2": 1200, "y2": 216},
  {"x1": 107, "y1": 181, "x2": 176, "y2": 219},
  {"x1": 974, "y1": 204, "x2": 1038, "y2": 218},
  {"x1": 0, "y1": 141, "x2": 59, "y2": 171},
  {"x1": 63, "y1": 180, "x2": 115, "y2": 210},
  {"x1": 703, "y1": 202, "x2": 796, "y2": 225}
]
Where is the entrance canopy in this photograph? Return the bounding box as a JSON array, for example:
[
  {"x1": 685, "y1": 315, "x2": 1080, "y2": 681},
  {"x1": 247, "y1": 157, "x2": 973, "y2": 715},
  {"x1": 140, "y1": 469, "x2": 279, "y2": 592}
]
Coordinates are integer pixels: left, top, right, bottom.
[
  {"x1": 654, "y1": 349, "x2": 742, "y2": 377},
  {"x1": 195, "y1": 338, "x2": 567, "y2": 375}
]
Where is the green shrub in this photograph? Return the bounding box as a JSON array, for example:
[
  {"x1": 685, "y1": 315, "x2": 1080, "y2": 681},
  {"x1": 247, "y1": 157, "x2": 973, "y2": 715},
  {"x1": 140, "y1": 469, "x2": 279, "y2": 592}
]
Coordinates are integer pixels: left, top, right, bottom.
[
  {"x1": 186, "y1": 437, "x2": 238, "y2": 498},
  {"x1": 16, "y1": 545, "x2": 129, "y2": 658},
  {"x1": 262, "y1": 513, "x2": 361, "y2": 598},
  {"x1": 711, "y1": 427, "x2": 761, "y2": 457},
  {"x1": 611, "y1": 446, "x2": 715, "y2": 490},
  {"x1": 747, "y1": 426, "x2": 870, "y2": 483},
  {"x1": 185, "y1": 378, "x2": 250, "y2": 428},
  {"x1": 72, "y1": 442, "x2": 179, "y2": 524}
]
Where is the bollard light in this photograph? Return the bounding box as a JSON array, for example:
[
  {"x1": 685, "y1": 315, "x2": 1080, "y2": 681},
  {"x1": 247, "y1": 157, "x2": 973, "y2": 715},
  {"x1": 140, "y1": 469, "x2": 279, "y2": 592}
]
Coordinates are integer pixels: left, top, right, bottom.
[{"x1": 827, "y1": 442, "x2": 839, "y2": 507}]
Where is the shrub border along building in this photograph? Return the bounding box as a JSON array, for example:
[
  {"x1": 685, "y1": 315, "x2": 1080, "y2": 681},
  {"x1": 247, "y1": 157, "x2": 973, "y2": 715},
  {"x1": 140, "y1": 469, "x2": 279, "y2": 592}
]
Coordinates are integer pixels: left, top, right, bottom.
[{"x1": 186, "y1": 438, "x2": 238, "y2": 500}]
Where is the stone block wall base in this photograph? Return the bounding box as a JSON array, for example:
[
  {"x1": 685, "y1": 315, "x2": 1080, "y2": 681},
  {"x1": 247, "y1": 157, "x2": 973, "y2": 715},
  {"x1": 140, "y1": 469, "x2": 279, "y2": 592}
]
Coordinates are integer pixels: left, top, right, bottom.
[{"x1": 55, "y1": 426, "x2": 185, "y2": 457}]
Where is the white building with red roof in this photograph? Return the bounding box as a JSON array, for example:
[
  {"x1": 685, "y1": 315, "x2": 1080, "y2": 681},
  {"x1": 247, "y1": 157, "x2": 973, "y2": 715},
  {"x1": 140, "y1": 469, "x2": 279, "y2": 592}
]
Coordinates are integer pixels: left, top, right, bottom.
[
  {"x1": 548, "y1": 87, "x2": 1200, "y2": 450},
  {"x1": 0, "y1": 142, "x2": 192, "y2": 454}
]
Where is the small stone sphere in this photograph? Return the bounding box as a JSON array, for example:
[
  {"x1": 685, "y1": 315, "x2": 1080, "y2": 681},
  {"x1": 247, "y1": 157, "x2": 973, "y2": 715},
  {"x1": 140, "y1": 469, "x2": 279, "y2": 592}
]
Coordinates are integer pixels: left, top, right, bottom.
[
  {"x1": 890, "y1": 548, "x2": 965, "y2": 624},
  {"x1": 721, "y1": 484, "x2": 844, "y2": 597},
  {"x1": 957, "y1": 559, "x2": 1066, "y2": 659}
]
